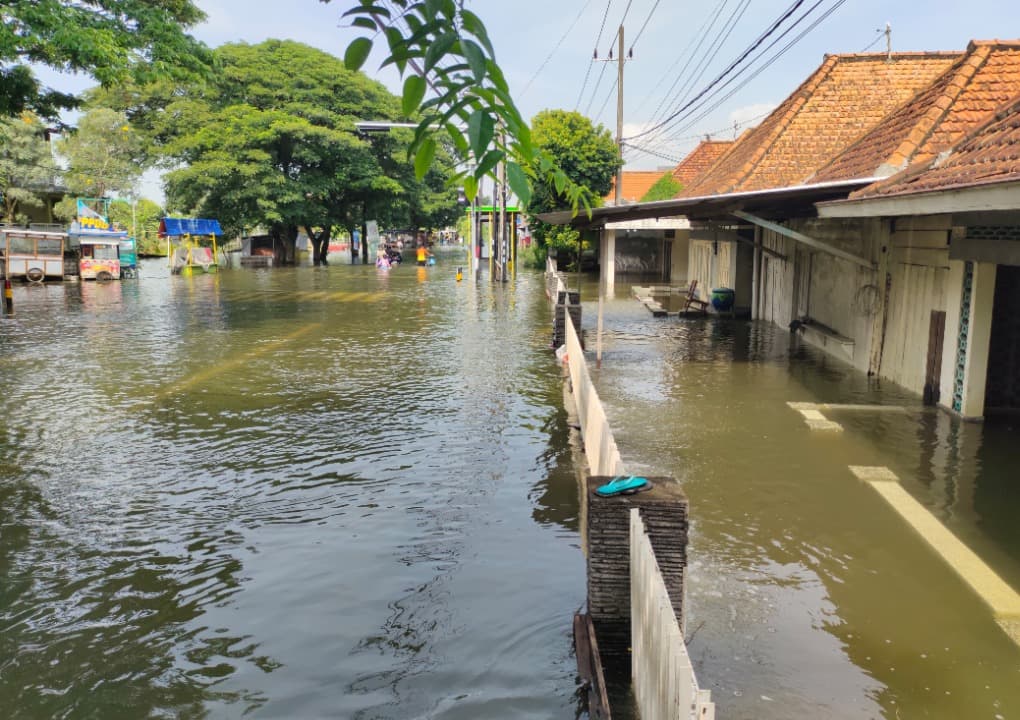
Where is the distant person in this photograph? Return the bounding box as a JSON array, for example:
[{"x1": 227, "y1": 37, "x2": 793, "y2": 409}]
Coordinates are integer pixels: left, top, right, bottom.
[{"x1": 416, "y1": 244, "x2": 432, "y2": 266}]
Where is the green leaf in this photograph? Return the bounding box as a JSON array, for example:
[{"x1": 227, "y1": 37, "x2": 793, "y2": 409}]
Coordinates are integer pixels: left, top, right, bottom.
[
  {"x1": 462, "y1": 40, "x2": 487, "y2": 83},
  {"x1": 424, "y1": 32, "x2": 456, "y2": 73},
  {"x1": 415, "y1": 136, "x2": 436, "y2": 179},
  {"x1": 351, "y1": 17, "x2": 377, "y2": 30},
  {"x1": 402, "y1": 75, "x2": 426, "y2": 117},
  {"x1": 463, "y1": 174, "x2": 478, "y2": 201},
  {"x1": 461, "y1": 10, "x2": 495, "y2": 57},
  {"x1": 506, "y1": 161, "x2": 531, "y2": 207},
  {"x1": 344, "y1": 37, "x2": 373, "y2": 72},
  {"x1": 467, "y1": 108, "x2": 494, "y2": 159},
  {"x1": 475, "y1": 149, "x2": 503, "y2": 177}
]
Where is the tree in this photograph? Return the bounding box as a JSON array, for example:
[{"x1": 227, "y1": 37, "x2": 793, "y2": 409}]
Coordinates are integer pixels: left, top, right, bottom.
[
  {"x1": 338, "y1": 1, "x2": 599, "y2": 217},
  {"x1": 0, "y1": 113, "x2": 58, "y2": 224},
  {"x1": 155, "y1": 40, "x2": 457, "y2": 264},
  {"x1": 108, "y1": 198, "x2": 164, "y2": 255},
  {"x1": 641, "y1": 172, "x2": 682, "y2": 202},
  {"x1": 0, "y1": 1, "x2": 212, "y2": 119},
  {"x1": 58, "y1": 108, "x2": 144, "y2": 199},
  {"x1": 523, "y1": 110, "x2": 620, "y2": 254}
]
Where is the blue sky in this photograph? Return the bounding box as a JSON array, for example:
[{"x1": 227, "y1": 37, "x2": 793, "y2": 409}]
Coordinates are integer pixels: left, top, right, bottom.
[{"x1": 37, "y1": 0, "x2": 1020, "y2": 200}]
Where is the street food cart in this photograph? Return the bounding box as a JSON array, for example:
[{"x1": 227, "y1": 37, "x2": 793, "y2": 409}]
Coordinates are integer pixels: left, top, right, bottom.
[{"x1": 0, "y1": 228, "x2": 67, "y2": 282}]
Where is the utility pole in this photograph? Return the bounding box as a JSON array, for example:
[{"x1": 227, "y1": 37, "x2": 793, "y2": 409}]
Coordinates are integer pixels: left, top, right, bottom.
[
  {"x1": 885, "y1": 22, "x2": 892, "y2": 62},
  {"x1": 614, "y1": 25, "x2": 625, "y2": 206}
]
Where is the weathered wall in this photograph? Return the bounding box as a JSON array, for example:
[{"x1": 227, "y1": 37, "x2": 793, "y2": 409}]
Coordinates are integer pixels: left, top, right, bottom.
[
  {"x1": 669, "y1": 230, "x2": 690, "y2": 285},
  {"x1": 877, "y1": 216, "x2": 952, "y2": 394}
]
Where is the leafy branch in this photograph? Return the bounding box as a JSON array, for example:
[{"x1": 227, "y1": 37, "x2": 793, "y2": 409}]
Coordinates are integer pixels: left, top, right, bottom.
[{"x1": 337, "y1": 0, "x2": 594, "y2": 217}]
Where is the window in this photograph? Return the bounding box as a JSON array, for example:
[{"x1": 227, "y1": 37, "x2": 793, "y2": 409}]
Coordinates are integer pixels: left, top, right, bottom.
[
  {"x1": 37, "y1": 238, "x2": 62, "y2": 255},
  {"x1": 8, "y1": 236, "x2": 33, "y2": 254}
]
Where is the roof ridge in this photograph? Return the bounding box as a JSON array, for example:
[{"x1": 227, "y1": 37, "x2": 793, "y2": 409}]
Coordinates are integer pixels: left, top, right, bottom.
[
  {"x1": 826, "y1": 50, "x2": 964, "y2": 60},
  {"x1": 849, "y1": 91, "x2": 1020, "y2": 199},
  {"x1": 723, "y1": 54, "x2": 841, "y2": 191},
  {"x1": 884, "y1": 43, "x2": 994, "y2": 172}
]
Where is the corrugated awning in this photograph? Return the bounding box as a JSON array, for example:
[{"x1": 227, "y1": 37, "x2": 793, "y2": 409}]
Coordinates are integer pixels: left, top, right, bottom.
[{"x1": 537, "y1": 179, "x2": 879, "y2": 227}]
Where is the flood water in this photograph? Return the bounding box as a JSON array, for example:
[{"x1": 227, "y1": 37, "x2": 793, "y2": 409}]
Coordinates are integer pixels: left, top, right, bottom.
[
  {"x1": 4, "y1": 259, "x2": 1018, "y2": 720},
  {"x1": 0, "y1": 255, "x2": 586, "y2": 719},
  {"x1": 585, "y1": 277, "x2": 1020, "y2": 720}
]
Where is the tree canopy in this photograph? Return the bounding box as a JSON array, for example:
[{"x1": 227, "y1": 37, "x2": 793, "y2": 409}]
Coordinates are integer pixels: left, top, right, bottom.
[
  {"x1": 641, "y1": 172, "x2": 682, "y2": 202},
  {"x1": 526, "y1": 110, "x2": 620, "y2": 252},
  {"x1": 0, "y1": 0, "x2": 212, "y2": 119},
  {"x1": 337, "y1": 0, "x2": 599, "y2": 216},
  {"x1": 58, "y1": 107, "x2": 143, "y2": 200},
  {"x1": 145, "y1": 39, "x2": 459, "y2": 261},
  {"x1": 0, "y1": 113, "x2": 58, "y2": 224}
]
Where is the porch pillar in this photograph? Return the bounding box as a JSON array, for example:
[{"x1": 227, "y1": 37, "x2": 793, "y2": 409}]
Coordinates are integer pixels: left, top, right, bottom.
[
  {"x1": 602, "y1": 229, "x2": 617, "y2": 294},
  {"x1": 942, "y1": 260, "x2": 997, "y2": 419}
]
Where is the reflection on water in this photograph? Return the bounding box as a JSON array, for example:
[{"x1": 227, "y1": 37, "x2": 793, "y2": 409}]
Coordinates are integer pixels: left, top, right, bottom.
[
  {"x1": 588, "y1": 280, "x2": 1020, "y2": 719},
  {"x1": 0, "y1": 258, "x2": 584, "y2": 718}
]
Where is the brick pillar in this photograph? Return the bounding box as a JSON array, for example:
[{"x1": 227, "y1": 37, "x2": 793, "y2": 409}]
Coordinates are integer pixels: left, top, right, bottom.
[{"x1": 585, "y1": 475, "x2": 688, "y2": 658}]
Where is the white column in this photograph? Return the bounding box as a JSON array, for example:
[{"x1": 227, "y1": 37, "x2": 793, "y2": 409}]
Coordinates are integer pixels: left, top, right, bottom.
[
  {"x1": 943, "y1": 261, "x2": 998, "y2": 419},
  {"x1": 603, "y1": 229, "x2": 617, "y2": 295}
]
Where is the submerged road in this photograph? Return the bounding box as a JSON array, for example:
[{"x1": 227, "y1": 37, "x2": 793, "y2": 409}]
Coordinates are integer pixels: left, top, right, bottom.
[
  {"x1": 584, "y1": 278, "x2": 1020, "y2": 720},
  {"x1": 0, "y1": 258, "x2": 585, "y2": 719}
]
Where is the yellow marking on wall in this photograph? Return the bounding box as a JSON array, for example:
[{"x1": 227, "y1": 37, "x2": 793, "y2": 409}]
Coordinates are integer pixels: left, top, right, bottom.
[
  {"x1": 850, "y1": 465, "x2": 1020, "y2": 646},
  {"x1": 147, "y1": 323, "x2": 322, "y2": 404}
]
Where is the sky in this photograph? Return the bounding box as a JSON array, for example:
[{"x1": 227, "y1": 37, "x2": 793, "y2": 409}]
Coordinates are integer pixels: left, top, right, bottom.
[{"x1": 36, "y1": 0, "x2": 1020, "y2": 202}]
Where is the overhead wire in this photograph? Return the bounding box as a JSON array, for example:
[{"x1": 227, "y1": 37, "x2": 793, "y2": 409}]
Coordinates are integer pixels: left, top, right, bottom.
[
  {"x1": 521, "y1": 0, "x2": 593, "y2": 98},
  {"x1": 574, "y1": 0, "x2": 614, "y2": 110},
  {"x1": 628, "y1": 0, "x2": 824, "y2": 143},
  {"x1": 643, "y1": 0, "x2": 733, "y2": 127},
  {"x1": 656, "y1": 0, "x2": 848, "y2": 144},
  {"x1": 630, "y1": 0, "x2": 662, "y2": 48},
  {"x1": 653, "y1": 0, "x2": 753, "y2": 131}
]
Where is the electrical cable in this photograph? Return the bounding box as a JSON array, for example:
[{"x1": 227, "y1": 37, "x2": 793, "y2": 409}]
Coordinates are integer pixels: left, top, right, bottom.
[
  {"x1": 654, "y1": 0, "x2": 752, "y2": 131},
  {"x1": 628, "y1": 0, "x2": 812, "y2": 142},
  {"x1": 521, "y1": 0, "x2": 593, "y2": 98},
  {"x1": 630, "y1": 0, "x2": 662, "y2": 49},
  {"x1": 574, "y1": 0, "x2": 614, "y2": 110},
  {"x1": 657, "y1": 0, "x2": 848, "y2": 143}
]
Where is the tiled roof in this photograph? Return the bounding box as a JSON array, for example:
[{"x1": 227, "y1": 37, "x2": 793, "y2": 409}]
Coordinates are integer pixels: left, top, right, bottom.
[
  {"x1": 848, "y1": 93, "x2": 1020, "y2": 198},
  {"x1": 605, "y1": 170, "x2": 670, "y2": 204},
  {"x1": 679, "y1": 51, "x2": 961, "y2": 197},
  {"x1": 671, "y1": 140, "x2": 734, "y2": 188},
  {"x1": 814, "y1": 41, "x2": 1020, "y2": 182}
]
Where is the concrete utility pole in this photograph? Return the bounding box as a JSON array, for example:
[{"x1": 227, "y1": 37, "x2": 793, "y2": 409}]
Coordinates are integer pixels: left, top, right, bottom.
[{"x1": 614, "y1": 25, "x2": 625, "y2": 206}]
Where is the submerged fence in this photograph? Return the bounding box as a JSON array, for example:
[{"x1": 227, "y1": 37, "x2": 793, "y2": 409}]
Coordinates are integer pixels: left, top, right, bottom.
[{"x1": 547, "y1": 261, "x2": 713, "y2": 719}]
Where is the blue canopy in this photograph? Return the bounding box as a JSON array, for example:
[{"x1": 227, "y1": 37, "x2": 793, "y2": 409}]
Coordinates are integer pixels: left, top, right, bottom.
[{"x1": 159, "y1": 217, "x2": 223, "y2": 237}]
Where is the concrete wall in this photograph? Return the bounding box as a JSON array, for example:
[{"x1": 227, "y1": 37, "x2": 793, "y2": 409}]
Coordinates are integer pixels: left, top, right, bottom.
[
  {"x1": 630, "y1": 509, "x2": 714, "y2": 720},
  {"x1": 670, "y1": 230, "x2": 690, "y2": 285}
]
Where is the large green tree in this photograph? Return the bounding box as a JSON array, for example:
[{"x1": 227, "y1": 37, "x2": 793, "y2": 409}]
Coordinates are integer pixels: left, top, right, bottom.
[
  {"x1": 153, "y1": 40, "x2": 458, "y2": 264},
  {"x1": 56, "y1": 107, "x2": 144, "y2": 203},
  {"x1": 338, "y1": 0, "x2": 599, "y2": 217},
  {"x1": 0, "y1": 112, "x2": 58, "y2": 224},
  {"x1": 0, "y1": 0, "x2": 212, "y2": 119},
  {"x1": 527, "y1": 110, "x2": 621, "y2": 249}
]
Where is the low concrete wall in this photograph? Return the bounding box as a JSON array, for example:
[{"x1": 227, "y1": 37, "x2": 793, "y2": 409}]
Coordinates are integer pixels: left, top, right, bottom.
[{"x1": 631, "y1": 509, "x2": 714, "y2": 720}]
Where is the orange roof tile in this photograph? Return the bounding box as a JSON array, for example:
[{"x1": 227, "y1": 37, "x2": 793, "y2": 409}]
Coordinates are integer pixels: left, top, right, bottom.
[
  {"x1": 848, "y1": 93, "x2": 1020, "y2": 199},
  {"x1": 679, "y1": 51, "x2": 961, "y2": 197},
  {"x1": 813, "y1": 41, "x2": 1020, "y2": 183},
  {"x1": 671, "y1": 140, "x2": 734, "y2": 188},
  {"x1": 605, "y1": 170, "x2": 669, "y2": 204}
]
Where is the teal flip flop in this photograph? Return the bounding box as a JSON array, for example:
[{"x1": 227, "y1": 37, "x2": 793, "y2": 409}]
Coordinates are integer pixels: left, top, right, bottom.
[{"x1": 595, "y1": 476, "x2": 651, "y2": 497}]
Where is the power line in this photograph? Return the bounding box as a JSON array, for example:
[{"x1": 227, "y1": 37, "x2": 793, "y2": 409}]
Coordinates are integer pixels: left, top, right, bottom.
[
  {"x1": 651, "y1": 0, "x2": 752, "y2": 132},
  {"x1": 629, "y1": 0, "x2": 822, "y2": 143},
  {"x1": 644, "y1": 0, "x2": 732, "y2": 128},
  {"x1": 657, "y1": 0, "x2": 848, "y2": 143},
  {"x1": 630, "y1": 0, "x2": 662, "y2": 48},
  {"x1": 574, "y1": 0, "x2": 614, "y2": 110},
  {"x1": 521, "y1": 0, "x2": 593, "y2": 98},
  {"x1": 624, "y1": 142, "x2": 680, "y2": 164}
]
